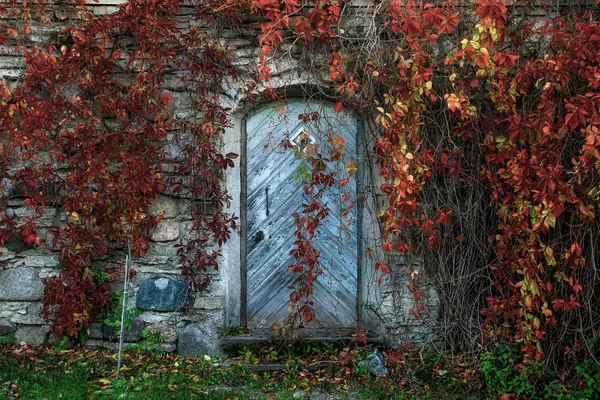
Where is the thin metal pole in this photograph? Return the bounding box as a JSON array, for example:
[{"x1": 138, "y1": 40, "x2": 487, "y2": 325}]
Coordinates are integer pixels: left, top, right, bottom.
[{"x1": 116, "y1": 229, "x2": 131, "y2": 379}]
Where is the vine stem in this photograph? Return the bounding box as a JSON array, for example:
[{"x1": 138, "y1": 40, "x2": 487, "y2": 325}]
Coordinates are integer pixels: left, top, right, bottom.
[{"x1": 116, "y1": 229, "x2": 132, "y2": 379}]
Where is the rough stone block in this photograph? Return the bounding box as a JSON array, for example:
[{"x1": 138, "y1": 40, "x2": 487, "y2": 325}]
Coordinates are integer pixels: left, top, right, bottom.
[
  {"x1": 87, "y1": 323, "x2": 104, "y2": 339},
  {"x1": 0, "y1": 267, "x2": 44, "y2": 301},
  {"x1": 146, "y1": 322, "x2": 177, "y2": 343},
  {"x1": 178, "y1": 324, "x2": 214, "y2": 357},
  {"x1": 102, "y1": 317, "x2": 144, "y2": 342},
  {"x1": 3, "y1": 234, "x2": 36, "y2": 253},
  {"x1": 15, "y1": 326, "x2": 49, "y2": 347},
  {"x1": 163, "y1": 143, "x2": 185, "y2": 162},
  {"x1": 0, "y1": 319, "x2": 16, "y2": 336},
  {"x1": 12, "y1": 207, "x2": 57, "y2": 228},
  {"x1": 9, "y1": 302, "x2": 44, "y2": 325},
  {"x1": 149, "y1": 221, "x2": 180, "y2": 242},
  {"x1": 137, "y1": 276, "x2": 189, "y2": 312},
  {"x1": 151, "y1": 196, "x2": 180, "y2": 219}
]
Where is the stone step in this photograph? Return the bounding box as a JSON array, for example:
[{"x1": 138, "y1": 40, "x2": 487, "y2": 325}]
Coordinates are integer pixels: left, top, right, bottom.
[{"x1": 220, "y1": 328, "x2": 384, "y2": 346}]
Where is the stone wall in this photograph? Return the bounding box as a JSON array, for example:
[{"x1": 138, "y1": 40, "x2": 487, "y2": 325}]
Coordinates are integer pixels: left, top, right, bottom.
[{"x1": 0, "y1": 0, "x2": 444, "y2": 354}]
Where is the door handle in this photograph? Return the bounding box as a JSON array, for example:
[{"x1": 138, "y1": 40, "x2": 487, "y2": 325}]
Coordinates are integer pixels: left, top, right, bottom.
[{"x1": 265, "y1": 187, "x2": 270, "y2": 216}]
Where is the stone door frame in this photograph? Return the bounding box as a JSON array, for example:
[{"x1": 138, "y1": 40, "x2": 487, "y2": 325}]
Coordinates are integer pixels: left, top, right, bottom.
[{"x1": 220, "y1": 96, "x2": 382, "y2": 333}]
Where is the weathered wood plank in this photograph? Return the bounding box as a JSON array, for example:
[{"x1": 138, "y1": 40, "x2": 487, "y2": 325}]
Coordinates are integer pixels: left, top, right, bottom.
[{"x1": 246, "y1": 100, "x2": 359, "y2": 328}]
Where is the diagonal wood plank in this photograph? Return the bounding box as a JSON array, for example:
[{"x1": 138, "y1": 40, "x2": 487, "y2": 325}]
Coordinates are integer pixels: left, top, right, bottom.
[{"x1": 246, "y1": 100, "x2": 359, "y2": 328}]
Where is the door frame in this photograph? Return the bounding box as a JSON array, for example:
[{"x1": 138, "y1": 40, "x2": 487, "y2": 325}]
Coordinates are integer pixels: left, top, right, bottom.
[{"x1": 239, "y1": 101, "x2": 364, "y2": 328}]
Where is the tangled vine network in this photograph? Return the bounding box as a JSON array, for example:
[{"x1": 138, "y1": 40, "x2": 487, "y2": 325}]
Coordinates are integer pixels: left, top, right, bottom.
[{"x1": 1, "y1": 0, "x2": 600, "y2": 370}]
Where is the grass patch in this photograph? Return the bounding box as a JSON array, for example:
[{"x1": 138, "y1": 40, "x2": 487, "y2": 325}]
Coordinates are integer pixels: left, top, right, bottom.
[
  {"x1": 0, "y1": 342, "x2": 486, "y2": 400},
  {"x1": 5, "y1": 339, "x2": 589, "y2": 399}
]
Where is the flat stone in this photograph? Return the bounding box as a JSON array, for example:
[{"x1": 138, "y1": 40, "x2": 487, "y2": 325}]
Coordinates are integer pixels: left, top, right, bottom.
[
  {"x1": 178, "y1": 324, "x2": 213, "y2": 357},
  {"x1": 193, "y1": 296, "x2": 224, "y2": 310},
  {"x1": 0, "y1": 267, "x2": 44, "y2": 301},
  {"x1": 15, "y1": 326, "x2": 49, "y2": 347},
  {"x1": 0, "y1": 319, "x2": 16, "y2": 336},
  {"x1": 139, "y1": 311, "x2": 184, "y2": 324},
  {"x1": 102, "y1": 317, "x2": 144, "y2": 342},
  {"x1": 136, "y1": 276, "x2": 189, "y2": 312},
  {"x1": 24, "y1": 255, "x2": 59, "y2": 268},
  {"x1": 151, "y1": 196, "x2": 179, "y2": 219},
  {"x1": 149, "y1": 221, "x2": 180, "y2": 242}
]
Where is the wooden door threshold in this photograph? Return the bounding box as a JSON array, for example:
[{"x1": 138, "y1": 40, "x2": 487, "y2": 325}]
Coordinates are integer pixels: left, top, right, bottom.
[{"x1": 220, "y1": 328, "x2": 384, "y2": 346}]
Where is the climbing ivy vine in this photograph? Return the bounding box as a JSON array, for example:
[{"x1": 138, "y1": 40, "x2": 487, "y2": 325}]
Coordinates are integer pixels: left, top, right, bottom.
[{"x1": 1, "y1": 0, "x2": 600, "y2": 373}]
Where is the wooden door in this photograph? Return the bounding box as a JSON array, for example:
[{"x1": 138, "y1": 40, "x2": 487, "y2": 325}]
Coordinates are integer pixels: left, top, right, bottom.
[{"x1": 245, "y1": 101, "x2": 359, "y2": 328}]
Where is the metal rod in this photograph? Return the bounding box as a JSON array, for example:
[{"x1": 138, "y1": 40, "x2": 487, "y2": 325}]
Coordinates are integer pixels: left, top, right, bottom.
[{"x1": 116, "y1": 229, "x2": 131, "y2": 379}]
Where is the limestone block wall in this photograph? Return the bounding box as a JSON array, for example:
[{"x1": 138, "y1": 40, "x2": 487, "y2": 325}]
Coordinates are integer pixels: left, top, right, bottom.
[{"x1": 0, "y1": 0, "x2": 448, "y2": 353}]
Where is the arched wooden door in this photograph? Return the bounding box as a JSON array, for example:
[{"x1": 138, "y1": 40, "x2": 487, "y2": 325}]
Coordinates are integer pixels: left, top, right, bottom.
[{"x1": 244, "y1": 101, "x2": 359, "y2": 328}]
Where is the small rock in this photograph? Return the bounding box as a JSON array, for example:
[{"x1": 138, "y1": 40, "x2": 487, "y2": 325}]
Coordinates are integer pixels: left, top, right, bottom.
[
  {"x1": 102, "y1": 317, "x2": 144, "y2": 342},
  {"x1": 15, "y1": 326, "x2": 49, "y2": 347},
  {"x1": 149, "y1": 220, "x2": 180, "y2": 242},
  {"x1": 137, "y1": 276, "x2": 190, "y2": 312},
  {"x1": 178, "y1": 324, "x2": 212, "y2": 357},
  {"x1": 0, "y1": 267, "x2": 45, "y2": 301},
  {"x1": 0, "y1": 319, "x2": 16, "y2": 336},
  {"x1": 358, "y1": 348, "x2": 389, "y2": 377}
]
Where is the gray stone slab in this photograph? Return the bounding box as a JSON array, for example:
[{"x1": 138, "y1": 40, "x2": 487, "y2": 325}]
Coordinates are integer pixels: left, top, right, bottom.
[
  {"x1": 0, "y1": 267, "x2": 44, "y2": 301},
  {"x1": 15, "y1": 326, "x2": 49, "y2": 347}
]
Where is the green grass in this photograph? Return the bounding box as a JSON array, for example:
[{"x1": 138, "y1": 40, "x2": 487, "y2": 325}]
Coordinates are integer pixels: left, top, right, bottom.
[
  {"x1": 0, "y1": 343, "x2": 483, "y2": 400},
  {"x1": 2, "y1": 337, "x2": 599, "y2": 399}
]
